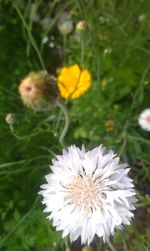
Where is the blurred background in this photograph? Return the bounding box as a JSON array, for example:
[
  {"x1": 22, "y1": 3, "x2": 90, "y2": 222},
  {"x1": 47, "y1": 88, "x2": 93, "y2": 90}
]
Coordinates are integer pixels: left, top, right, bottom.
[{"x1": 0, "y1": 0, "x2": 150, "y2": 250}]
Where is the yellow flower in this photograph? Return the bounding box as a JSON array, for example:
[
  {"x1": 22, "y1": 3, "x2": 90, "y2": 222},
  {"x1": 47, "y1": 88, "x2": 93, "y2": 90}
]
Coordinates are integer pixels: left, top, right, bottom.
[{"x1": 57, "y1": 64, "x2": 92, "y2": 99}]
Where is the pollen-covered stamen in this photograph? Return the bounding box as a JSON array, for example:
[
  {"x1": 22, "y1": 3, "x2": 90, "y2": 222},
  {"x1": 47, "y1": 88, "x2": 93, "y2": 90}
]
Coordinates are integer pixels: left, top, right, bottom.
[{"x1": 65, "y1": 174, "x2": 106, "y2": 215}]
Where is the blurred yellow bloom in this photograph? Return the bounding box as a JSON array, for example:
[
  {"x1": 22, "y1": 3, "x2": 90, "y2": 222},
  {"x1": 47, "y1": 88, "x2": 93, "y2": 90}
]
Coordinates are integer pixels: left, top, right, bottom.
[
  {"x1": 57, "y1": 64, "x2": 92, "y2": 99},
  {"x1": 105, "y1": 120, "x2": 115, "y2": 132}
]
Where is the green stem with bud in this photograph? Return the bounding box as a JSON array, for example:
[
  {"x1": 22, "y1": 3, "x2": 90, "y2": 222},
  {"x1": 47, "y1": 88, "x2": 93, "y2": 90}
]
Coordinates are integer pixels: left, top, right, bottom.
[{"x1": 8, "y1": 124, "x2": 40, "y2": 140}]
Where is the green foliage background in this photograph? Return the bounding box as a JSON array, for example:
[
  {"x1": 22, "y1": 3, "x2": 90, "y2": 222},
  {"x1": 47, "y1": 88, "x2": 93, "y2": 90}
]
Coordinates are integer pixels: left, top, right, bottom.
[{"x1": 0, "y1": 0, "x2": 150, "y2": 250}]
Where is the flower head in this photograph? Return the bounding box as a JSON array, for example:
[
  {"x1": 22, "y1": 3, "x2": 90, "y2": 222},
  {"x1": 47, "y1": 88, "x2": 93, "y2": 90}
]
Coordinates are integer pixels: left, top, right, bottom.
[
  {"x1": 57, "y1": 64, "x2": 92, "y2": 99},
  {"x1": 18, "y1": 71, "x2": 59, "y2": 110},
  {"x1": 39, "y1": 145, "x2": 136, "y2": 245},
  {"x1": 138, "y1": 108, "x2": 150, "y2": 131}
]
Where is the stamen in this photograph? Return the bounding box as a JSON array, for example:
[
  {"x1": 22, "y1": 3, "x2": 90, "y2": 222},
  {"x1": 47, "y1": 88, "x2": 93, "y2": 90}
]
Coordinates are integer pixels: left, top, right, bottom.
[{"x1": 65, "y1": 174, "x2": 105, "y2": 215}]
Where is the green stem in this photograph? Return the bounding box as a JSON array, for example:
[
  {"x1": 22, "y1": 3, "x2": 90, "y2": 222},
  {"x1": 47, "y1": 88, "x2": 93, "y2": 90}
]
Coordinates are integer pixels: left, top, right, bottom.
[
  {"x1": 95, "y1": 237, "x2": 102, "y2": 251},
  {"x1": 107, "y1": 240, "x2": 117, "y2": 251},
  {"x1": 63, "y1": 35, "x2": 67, "y2": 64},
  {"x1": 81, "y1": 37, "x2": 84, "y2": 66},
  {"x1": 56, "y1": 100, "x2": 69, "y2": 148},
  {"x1": 65, "y1": 237, "x2": 70, "y2": 251},
  {"x1": 12, "y1": 2, "x2": 45, "y2": 69},
  {"x1": 9, "y1": 124, "x2": 40, "y2": 140}
]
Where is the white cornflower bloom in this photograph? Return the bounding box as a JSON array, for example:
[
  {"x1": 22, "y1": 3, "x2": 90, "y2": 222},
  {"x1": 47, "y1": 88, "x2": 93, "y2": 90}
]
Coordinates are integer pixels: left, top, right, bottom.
[
  {"x1": 138, "y1": 108, "x2": 150, "y2": 131},
  {"x1": 39, "y1": 145, "x2": 136, "y2": 245}
]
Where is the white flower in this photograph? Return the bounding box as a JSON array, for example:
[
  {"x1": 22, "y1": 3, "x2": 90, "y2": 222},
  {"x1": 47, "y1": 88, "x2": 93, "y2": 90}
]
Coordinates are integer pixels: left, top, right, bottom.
[
  {"x1": 39, "y1": 145, "x2": 136, "y2": 245},
  {"x1": 138, "y1": 108, "x2": 150, "y2": 131}
]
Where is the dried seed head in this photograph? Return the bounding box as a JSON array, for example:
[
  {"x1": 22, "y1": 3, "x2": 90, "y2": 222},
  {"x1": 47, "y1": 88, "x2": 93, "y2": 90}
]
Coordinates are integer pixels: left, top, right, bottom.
[{"x1": 18, "y1": 71, "x2": 59, "y2": 111}]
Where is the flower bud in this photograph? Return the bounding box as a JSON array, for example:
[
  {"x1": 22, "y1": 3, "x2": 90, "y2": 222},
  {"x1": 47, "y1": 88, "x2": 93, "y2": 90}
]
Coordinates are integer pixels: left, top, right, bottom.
[
  {"x1": 136, "y1": 14, "x2": 146, "y2": 24},
  {"x1": 104, "y1": 47, "x2": 112, "y2": 55},
  {"x1": 105, "y1": 120, "x2": 115, "y2": 132},
  {"x1": 18, "y1": 71, "x2": 59, "y2": 111},
  {"x1": 58, "y1": 20, "x2": 73, "y2": 36},
  {"x1": 101, "y1": 78, "x2": 107, "y2": 90},
  {"x1": 57, "y1": 12, "x2": 73, "y2": 36},
  {"x1": 76, "y1": 20, "x2": 87, "y2": 33},
  {"x1": 5, "y1": 113, "x2": 15, "y2": 125}
]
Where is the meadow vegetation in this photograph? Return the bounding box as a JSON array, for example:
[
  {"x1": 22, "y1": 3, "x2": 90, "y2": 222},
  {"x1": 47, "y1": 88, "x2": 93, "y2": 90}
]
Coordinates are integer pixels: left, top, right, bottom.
[{"x1": 0, "y1": 0, "x2": 150, "y2": 250}]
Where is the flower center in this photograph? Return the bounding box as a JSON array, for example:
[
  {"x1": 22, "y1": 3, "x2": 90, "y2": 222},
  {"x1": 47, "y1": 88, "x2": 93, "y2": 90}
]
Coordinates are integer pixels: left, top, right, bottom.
[
  {"x1": 65, "y1": 175, "x2": 104, "y2": 216},
  {"x1": 145, "y1": 116, "x2": 150, "y2": 123}
]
